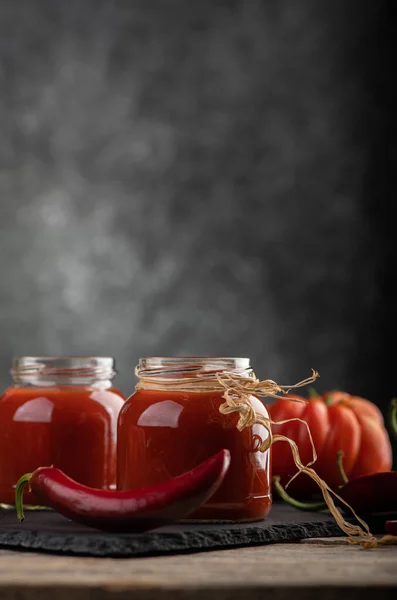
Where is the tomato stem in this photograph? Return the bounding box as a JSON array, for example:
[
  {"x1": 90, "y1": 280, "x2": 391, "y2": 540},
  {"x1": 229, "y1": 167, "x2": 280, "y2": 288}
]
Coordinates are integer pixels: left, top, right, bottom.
[
  {"x1": 15, "y1": 473, "x2": 32, "y2": 522},
  {"x1": 389, "y1": 398, "x2": 397, "y2": 441},
  {"x1": 336, "y1": 451, "x2": 349, "y2": 485},
  {"x1": 308, "y1": 386, "x2": 320, "y2": 399},
  {"x1": 273, "y1": 476, "x2": 327, "y2": 511}
]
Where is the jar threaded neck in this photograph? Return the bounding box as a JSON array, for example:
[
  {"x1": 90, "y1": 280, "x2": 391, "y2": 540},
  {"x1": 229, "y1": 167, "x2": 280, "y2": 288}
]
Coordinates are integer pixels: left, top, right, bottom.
[
  {"x1": 11, "y1": 356, "x2": 116, "y2": 386},
  {"x1": 136, "y1": 357, "x2": 252, "y2": 380}
]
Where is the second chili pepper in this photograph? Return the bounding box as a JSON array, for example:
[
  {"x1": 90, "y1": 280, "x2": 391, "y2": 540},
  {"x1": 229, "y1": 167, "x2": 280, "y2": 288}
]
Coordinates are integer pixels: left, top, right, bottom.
[
  {"x1": 274, "y1": 468, "x2": 397, "y2": 515},
  {"x1": 15, "y1": 449, "x2": 231, "y2": 533},
  {"x1": 386, "y1": 520, "x2": 397, "y2": 535},
  {"x1": 338, "y1": 471, "x2": 397, "y2": 514}
]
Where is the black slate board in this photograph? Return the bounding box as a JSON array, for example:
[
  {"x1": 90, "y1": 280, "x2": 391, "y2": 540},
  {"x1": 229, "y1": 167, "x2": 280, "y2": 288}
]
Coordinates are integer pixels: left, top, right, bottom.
[{"x1": 0, "y1": 503, "x2": 389, "y2": 558}]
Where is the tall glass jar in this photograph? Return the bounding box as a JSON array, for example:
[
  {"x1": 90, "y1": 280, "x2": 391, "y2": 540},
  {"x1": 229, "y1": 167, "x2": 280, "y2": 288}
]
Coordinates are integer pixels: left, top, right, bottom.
[
  {"x1": 0, "y1": 356, "x2": 125, "y2": 507},
  {"x1": 117, "y1": 357, "x2": 272, "y2": 522}
]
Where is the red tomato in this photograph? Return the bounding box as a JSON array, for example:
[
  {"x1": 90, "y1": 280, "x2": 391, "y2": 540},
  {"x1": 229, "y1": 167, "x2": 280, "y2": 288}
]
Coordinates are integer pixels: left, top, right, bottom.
[{"x1": 268, "y1": 391, "x2": 392, "y2": 496}]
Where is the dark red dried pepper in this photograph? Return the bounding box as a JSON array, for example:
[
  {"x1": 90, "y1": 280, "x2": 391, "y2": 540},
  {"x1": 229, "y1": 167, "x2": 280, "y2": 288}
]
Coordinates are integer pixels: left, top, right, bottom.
[
  {"x1": 385, "y1": 520, "x2": 397, "y2": 535},
  {"x1": 274, "y1": 467, "x2": 397, "y2": 515},
  {"x1": 338, "y1": 471, "x2": 397, "y2": 514},
  {"x1": 15, "y1": 449, "x2": 231, "y2": 532}
]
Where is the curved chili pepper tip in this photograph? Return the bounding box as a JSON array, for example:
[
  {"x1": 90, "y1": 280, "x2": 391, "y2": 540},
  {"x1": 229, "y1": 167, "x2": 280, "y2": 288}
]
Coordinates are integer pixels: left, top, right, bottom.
[{"x1": 15, "y1": 473, "x2": 33, "y2": 522}]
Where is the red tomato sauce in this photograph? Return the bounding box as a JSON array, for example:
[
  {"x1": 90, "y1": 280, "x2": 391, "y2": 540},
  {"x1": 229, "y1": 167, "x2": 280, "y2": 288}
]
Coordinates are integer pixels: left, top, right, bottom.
[
  {"x1": 0, "y1": 386, "x2": 125, "y2": 506},
  {"x1": 117, "y1": 389, "x2": 271, "y2": 521}
]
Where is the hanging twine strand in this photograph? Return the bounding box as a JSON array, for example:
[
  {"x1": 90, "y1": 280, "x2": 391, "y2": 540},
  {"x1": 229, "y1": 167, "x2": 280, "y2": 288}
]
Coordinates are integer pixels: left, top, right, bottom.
[{"x1": 135, "y1": 365, "x2": 396, "y2": 548}]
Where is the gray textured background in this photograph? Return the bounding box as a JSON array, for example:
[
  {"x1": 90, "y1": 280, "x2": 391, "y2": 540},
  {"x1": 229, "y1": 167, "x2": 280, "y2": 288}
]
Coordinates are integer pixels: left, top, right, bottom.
[{"x1": 0, "y1": 1, "x2": 395, "y2": 427}]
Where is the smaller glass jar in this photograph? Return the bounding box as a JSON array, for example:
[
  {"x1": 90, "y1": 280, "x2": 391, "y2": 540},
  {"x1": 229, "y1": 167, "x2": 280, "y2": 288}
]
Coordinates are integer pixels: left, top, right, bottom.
[
  {"x1": 117, "y1": 357, "x2": 272, "y2": 522},
  {"x1": 0, "y1": 356, "x2": 125, "y2": 507}
]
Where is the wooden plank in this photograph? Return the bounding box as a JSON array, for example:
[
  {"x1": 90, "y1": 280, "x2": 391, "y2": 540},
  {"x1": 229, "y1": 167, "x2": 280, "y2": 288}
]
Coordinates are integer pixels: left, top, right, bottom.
[{"x1": 0, "y1": 539, "x2": 396, "y2": 599}]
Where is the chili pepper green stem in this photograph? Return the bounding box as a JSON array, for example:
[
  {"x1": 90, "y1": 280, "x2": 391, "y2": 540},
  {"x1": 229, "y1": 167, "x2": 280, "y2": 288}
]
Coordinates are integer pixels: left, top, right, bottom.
[
  {"x1": 273, "y1": 476, "x2": 327, "y2": 511},
  {"x1": 389, "y1": 398, "x2": 397, "y2": 441},
  {"x1": 336, "y1": 451, "x2": 349, "y2": 485},
  {"x1": 15, "y1": 473, "x2": 33, "y2": 522}
]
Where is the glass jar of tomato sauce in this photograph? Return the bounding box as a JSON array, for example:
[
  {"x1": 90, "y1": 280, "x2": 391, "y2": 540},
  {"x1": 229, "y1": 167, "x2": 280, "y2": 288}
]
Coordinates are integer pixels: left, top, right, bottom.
[
  {"x1": 117, "y1": 357, "x2": 271, "y2": 522},
  {"x1": 0, "y1": 356, "x2": 125, "y2": 508}
]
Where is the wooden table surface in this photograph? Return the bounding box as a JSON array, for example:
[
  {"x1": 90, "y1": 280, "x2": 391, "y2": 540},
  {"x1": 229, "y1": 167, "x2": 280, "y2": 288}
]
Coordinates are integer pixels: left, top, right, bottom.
[{"x1": 1, "y1": 537, "x2": 396, "y2": 600}]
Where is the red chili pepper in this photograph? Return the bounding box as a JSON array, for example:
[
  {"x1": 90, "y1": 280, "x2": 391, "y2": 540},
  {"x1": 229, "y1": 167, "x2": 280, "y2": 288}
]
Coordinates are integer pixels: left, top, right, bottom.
[
  {"x1": 15, "y1": 449, "x2": 231, "y2": 532},
  {"x1": 338, "y1": 471, "x2": 397, "y2": 513},
  {"x1": 385, "y1": 520, "x2": 397, "y2": 535},
  {"x1": 274, "y1": 469, "x2": 397, "y2": 515}
]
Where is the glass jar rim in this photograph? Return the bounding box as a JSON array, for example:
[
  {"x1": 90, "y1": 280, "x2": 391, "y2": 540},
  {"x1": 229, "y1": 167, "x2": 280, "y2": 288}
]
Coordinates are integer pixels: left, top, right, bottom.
[
  {"x1": 11, "y1": 356, "x2": 116, "y2": 385},
  {"x1": 137, "y1": 356, "x2": 252, "y2": 377}
]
